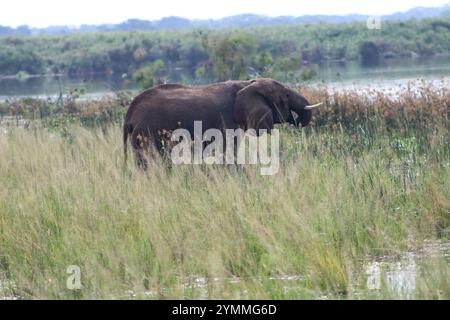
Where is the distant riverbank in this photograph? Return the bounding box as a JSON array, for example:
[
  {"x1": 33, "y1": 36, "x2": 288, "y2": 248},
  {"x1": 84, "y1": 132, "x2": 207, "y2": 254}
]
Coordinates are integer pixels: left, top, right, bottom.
[{"x1": 1, "y1": 55, "x2": 449, "y2": 101}]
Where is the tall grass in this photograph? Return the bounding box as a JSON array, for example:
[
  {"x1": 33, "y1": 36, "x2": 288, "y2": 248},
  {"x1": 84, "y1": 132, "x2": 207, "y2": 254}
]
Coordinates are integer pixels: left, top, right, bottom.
[{"x1": 0, "y1": 84, "x2": 449, "y2": 299}]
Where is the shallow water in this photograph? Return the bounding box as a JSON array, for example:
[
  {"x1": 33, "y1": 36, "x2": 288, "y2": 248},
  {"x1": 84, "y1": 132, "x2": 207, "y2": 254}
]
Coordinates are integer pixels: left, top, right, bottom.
[
  {"x1": 179, "y1": 241, "x2": 450, "y2": 300},
  {"x1": 316, "y1": 56, "x2": 450, "y2": 87},
  {"x1": 363, "y1": 256, "x2": 417, "y2": 298},
  {"x1": 1, "y1": 241, "x2": 448, "y2": 299},
  {"x1": 353, "y1": 241, "x2": 450, "y2": 299},
  {"x1": 0, "y1": 278, "x2": 18, "y2": 300}
]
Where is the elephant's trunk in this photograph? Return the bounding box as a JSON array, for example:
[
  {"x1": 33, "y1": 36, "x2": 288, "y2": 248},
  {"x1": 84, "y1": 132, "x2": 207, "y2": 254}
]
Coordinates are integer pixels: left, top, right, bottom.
[
  {"x1": 289, "y1": 93, "x2": 314, "y2": 127},
  {"x1": 295, "y1": 109, "x2": 312, "y2": 127}
]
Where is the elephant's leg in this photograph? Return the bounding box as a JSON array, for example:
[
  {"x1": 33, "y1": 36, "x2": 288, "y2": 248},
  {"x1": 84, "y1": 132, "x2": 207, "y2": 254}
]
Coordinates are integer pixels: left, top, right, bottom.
[
  {"x1": 153, "y1": 137, "x2": 164, "y2": 155},
  {"x1": 223, "y1": 130, "x2": 247, "y2": 176},
  {"x1": 131, "y1": 131, "x2": 160, "y2": 169},
  {"x1": 133, "y1": 148, "x2": 149, "y2": 169},
  {"x1": 221, "y1": 132, "x2": 239, "y2": 170},
  {"x1": 131, "y1": 133, "x2": 148, "y2": 169}
]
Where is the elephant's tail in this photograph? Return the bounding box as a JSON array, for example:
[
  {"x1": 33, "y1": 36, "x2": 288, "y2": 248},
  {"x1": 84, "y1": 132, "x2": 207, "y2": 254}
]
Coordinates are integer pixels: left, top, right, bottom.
[{"x1": 123, "y1": 122, "x2": 132, "y2": 163}]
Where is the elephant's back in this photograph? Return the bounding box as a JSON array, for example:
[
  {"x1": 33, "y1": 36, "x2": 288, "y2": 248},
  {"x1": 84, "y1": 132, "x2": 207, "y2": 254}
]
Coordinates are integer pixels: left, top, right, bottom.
[
  {"x1": 130, "y1": 86, "x2": 224, "y2": 114},
  {"x1": 124, "y1": 84, "x2": 186, "y2": 125},
  {"x1": 128, "y1": 84, "x2": 187, "y2": 111},
  {"x1": 125, "y1": 83, "x2": 236, "y2": 132}
]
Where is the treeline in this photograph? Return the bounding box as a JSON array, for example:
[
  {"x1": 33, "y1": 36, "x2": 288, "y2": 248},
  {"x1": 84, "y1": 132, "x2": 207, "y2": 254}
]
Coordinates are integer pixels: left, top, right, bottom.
[
  {"x1": 1, "y1": 5, "x2": 449, "y2": 36},
  {"x1": 0, "y1": 18, "x2": 449, "y2": 83}
]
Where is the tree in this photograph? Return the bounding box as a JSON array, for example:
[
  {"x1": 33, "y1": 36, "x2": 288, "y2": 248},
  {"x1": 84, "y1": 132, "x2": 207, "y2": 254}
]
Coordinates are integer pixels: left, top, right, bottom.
[
  {"x1": 359, "y1": 41, "x2": 380, "y2": 66},
  {"x1": 203, "y1": 32, "x2": 257, "y2": 81},
  {"x1": 254, "y1": 50, "x2": 274, "y2": 75},
  {"x1": 133, "y1": 59, "x2": 165, "y2": 89},
  {"x1": 274, "y1": 56, "x2": 301, "y2": 81}
]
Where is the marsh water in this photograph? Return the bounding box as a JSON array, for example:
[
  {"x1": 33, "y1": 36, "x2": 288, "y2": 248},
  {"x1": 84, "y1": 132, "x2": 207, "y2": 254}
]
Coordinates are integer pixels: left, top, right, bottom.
[
  {"x1": 1, "y1": 56, "x2": 449, "y2": 100},
  {"x1": 1, "y1": 240, "x2": 448, "y2": 299},
  {"x1": 146, "y1": 241, "x2": 449, "y2": 299}
]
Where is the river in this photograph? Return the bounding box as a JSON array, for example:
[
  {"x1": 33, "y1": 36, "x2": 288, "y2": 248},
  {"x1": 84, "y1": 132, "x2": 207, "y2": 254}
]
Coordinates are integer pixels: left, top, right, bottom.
[{"x1": 0, "y1": 55, "x2": 449, "y2": 101}]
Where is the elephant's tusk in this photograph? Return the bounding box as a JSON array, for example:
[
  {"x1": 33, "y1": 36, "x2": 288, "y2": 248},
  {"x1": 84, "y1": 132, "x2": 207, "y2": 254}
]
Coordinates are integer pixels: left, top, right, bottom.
[{"x1": 304, "y1": 102, "x2": 324, "y2": 110}]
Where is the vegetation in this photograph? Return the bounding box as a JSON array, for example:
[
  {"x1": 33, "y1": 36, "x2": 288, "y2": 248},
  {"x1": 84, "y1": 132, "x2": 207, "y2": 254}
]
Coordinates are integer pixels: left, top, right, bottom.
[
  {"x1": 0, "y1": 81, "x2": 448, "y2": 299},
  {"x1": 0, "y1": 18, "x2": 449, "y2": 85},
  {"x1": 1, "y1": 5, "x2": 449, "y2": 36}
]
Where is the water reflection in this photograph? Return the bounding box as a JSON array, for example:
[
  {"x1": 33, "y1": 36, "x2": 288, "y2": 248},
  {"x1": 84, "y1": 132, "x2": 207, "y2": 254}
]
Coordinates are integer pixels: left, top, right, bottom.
[
  {"x1": 2, "y1": 242, "x2": 448, "y2": 299},
  {"x1": 317, "y1": 55, "x2": 450, "y2": 84},
  {"x1": 361, "y1": 241, "x2": 449, "y2": 299},
  {"x1": 178, "y1": 242, "x2": 449, "y2": 300},
  {"x1": 1, "y1": 56, "x2": 449, "y2": 100},
  {"x1": 365, "y1": 256, "x2": 417, "y2": 298},
  {"x1": 0, "y1": 73, "x2": 130, "y2": 99}
]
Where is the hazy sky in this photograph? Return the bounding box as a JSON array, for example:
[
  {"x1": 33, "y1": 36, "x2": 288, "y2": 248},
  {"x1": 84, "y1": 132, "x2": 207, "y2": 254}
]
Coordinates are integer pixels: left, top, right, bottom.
[{"x1": 1, "y1": 0, "x2": 449, "y2": 28}]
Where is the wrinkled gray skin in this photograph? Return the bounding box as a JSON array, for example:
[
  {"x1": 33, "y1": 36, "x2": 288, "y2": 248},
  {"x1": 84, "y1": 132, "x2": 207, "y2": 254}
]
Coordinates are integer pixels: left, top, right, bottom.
[{"x1": 123, "y1": 78, "x2": 316, "y2": 167}]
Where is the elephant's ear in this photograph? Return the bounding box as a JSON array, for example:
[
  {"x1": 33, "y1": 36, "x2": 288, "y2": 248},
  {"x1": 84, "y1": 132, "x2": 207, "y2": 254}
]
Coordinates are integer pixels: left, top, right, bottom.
[{"x1": 233, "y1": 81, "x2": 275, "y2": 132}]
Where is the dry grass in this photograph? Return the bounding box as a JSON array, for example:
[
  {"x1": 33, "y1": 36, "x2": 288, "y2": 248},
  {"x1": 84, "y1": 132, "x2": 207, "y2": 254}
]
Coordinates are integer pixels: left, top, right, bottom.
[
  {"x1": 0, "y1": 83, "x2": 449, "y2": 299},
  {"x1": 301, "y1": 78, "x2": 449, "y2": 130}
]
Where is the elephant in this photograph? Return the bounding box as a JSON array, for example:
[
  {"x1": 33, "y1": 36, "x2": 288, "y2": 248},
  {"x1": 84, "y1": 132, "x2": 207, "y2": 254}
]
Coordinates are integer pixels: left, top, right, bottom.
[{"x1": 123, "y1": 78, "x2": 323, "y2": 167}]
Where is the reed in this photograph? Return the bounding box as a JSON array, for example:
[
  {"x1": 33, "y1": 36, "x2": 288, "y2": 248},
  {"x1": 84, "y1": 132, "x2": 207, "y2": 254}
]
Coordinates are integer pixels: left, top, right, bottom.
[{"x1": 0, "y1": 82, "x2": 448, "y2": 299}]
